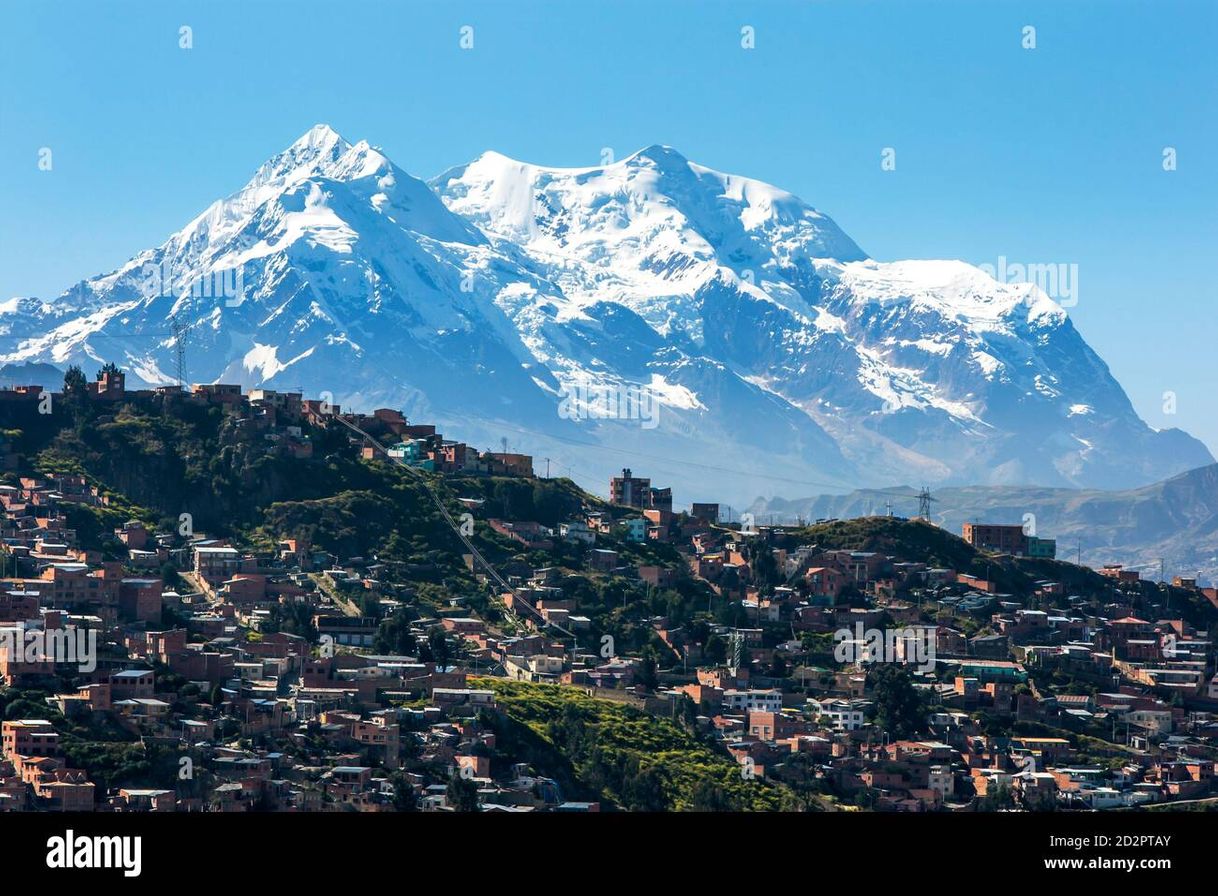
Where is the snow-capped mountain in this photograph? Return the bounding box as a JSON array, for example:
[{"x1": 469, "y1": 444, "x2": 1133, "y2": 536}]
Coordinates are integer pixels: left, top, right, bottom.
[{"x1": 0, "y1": 125, "x2": 1209, "y2": 505}]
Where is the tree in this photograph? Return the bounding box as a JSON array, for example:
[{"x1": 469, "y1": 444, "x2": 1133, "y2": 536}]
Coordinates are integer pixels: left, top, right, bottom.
[
  {"x1": 389, "y1": 772, "x2": 418, "y2": 811},
  {"x1": 745, "y1": 540, "x2": 781, "y2": 588},
  {"x1": 977, "y1": 783, "x2": 1015, "y2": 812},
  {"x1": 531, "y1": 480, "x2": 574, "y2": 525},
  {"x1": 416, "y1": 636, "x2": 434, "y2": 663},
  {"x1": 63, "y1": 365, "x2": 88, "y2": 400},
  {"x1": 446, "y1": 773, "x2": 479, "y2": 812},
  {"x1": 359, "y1": 591, "x2": 383, "y2": 619},
  {"x1": 690, "y1": 619, "x2": 711, "y2": 647},
  {"x1": 690, "y1": 779, "x2": 734, "y2": 812},
  {"x1": 854, "y1": 786, "x2": 880, "y2": 810},
  {"x1": 639, "y1": 648, "x2": 659, "y2": 690},
  {"x1": 97, "y1": 361, "x2": 121, "y2": 380},
  {"x1": 678, "y1": 694, "x2": 698, "y2": 729},
  {"x1": 374, "y1": 610, "x2": 417, "y2": 655},
  {"x1": 623, "y1": 762, "x2": 666, "y2": 811},
  {"x1": 265, "y1": 601, "x2": 318, "y2": 642},
  {"x1": 428, "y1": 629, "x2": 451, "y2": 670},
  {"x1": 160, "y1": 562, "x2": 181, "y2": 590},
  {"x1": 870, "y1": 665, "x2": 924, "y2": 739}
]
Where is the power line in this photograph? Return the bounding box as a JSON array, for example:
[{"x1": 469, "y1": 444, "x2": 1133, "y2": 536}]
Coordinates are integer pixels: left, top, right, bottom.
[
  {"x1": 458, "y1": 419, "x2": 921, "y2": 498},
  {"x1": 80, "y1": 317, "x2": 198, "y2": 388}
]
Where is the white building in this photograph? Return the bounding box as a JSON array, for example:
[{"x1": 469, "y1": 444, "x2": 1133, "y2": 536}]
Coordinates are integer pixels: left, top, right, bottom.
[
  {"x1": 559, "y1": 521, "x2": 596, "y2": 545},
  {"x1": 809, "y1": 697, "x2": 867, "y2": 731},
  {"x1": 723, "y1": 688, "x2": 783, "y2": 713}
]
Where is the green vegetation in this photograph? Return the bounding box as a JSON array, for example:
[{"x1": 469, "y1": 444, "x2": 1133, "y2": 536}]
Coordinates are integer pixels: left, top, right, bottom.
[
  {"x1": 475, "y1": 678, "x2": 793, "y2": 811},
  {"x1": 869, "y1": 666, "x2": 926, "y2": 739},
  {"x1": 0, "y1": 686, "x2": 205, "y2": 794}
]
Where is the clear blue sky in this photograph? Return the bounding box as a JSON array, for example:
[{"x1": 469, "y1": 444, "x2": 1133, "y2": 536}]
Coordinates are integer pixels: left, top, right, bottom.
[{"x1": 2, "y1": 0, "x2": 1215, "y2": 452}]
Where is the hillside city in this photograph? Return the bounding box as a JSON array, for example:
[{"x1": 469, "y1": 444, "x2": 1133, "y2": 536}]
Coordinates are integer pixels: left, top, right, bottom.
[{"x1": 1, "y1": 366, "x2": 1217, "y2": 813}]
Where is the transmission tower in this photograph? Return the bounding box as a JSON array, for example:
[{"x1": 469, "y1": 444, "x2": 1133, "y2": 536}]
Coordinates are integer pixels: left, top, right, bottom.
[
  {"x1": 917, "y1": 487, "x2": 937, "y2": 519},
  {"x1": 171, "y1": 315, "x2": 189, "y2": 389}
]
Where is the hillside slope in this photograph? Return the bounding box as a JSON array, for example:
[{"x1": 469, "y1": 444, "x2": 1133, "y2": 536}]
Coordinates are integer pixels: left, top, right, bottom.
[
  {"x1": 476, "y1": 678, "x2": 793, "y2": 811},
  {"x1": 751, "y1": 464, "x2": 1218, "y2": 585}
]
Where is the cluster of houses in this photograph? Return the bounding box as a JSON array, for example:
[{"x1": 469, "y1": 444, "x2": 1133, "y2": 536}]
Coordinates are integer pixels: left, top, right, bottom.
[
  {"x1": 350, "y1": 407, "x2": 533, "y2": 477},
  {"x1": 4, "y1": 374, "x2": 1218, "y2": 812},
  {"x1": 672, "y1": 521, "x2": 1218, "y2": 809},
  {"x1": 452, "y1": 465, "x2": 1218, "y2": 811},
  {"x1": 0, "y1": 497, "x2": 598, "y2": 811},
  {"x1": 0, "y1": 380, "x2": 559, "y2": 811}
]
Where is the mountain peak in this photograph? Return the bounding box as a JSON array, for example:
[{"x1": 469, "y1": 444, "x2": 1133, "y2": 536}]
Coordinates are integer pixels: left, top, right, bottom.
[
  {"x1": 252, "y1": 124, "x2": 353, "y2": 188},
  {"x1": 625, "y1": 144, "x2": 690, "y2": 168},
  {"x1": 293, "y1": 123, "x2": 348, "y2": 151}
]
